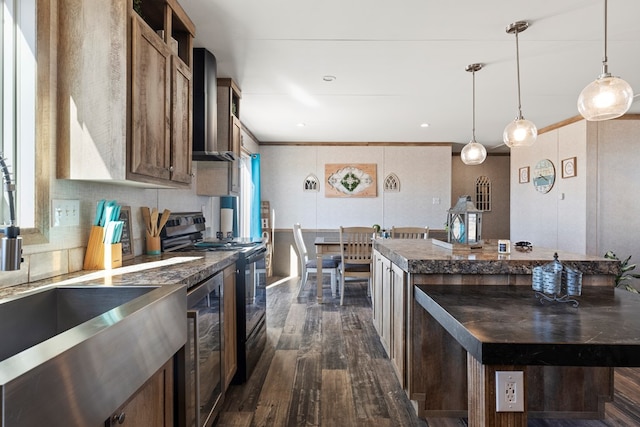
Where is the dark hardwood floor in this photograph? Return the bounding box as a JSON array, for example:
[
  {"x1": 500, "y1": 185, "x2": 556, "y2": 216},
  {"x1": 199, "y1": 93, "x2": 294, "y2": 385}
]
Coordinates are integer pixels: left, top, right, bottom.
[{"x1": 214, "y1": 276, "x2": 640, "y2": 427}]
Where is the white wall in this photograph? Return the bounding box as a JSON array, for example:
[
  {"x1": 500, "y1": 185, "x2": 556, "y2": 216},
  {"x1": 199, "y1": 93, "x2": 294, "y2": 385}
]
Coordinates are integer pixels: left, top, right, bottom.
[
  {"x1": 594, "y1": 119, "x2": 640, "y2": 263},
  {"x1": 510, "y1": 117, "x2": 640, "y2": 272},
  {"x1": 510, "y1": 121, "x2": 588, "y2": 254},
  {"x1": 260, "y1": 145, "x2": 452, "y2": 231}
]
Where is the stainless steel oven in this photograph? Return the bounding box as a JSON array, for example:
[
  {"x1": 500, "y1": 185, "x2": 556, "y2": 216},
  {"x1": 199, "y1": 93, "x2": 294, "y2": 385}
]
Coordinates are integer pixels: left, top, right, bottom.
[
  {"x1": 161, "y1": 211, "x2": 268, "y2": 407},
  {"x1": 186, "y1": 272, "x2": 224, "y2": 427}
]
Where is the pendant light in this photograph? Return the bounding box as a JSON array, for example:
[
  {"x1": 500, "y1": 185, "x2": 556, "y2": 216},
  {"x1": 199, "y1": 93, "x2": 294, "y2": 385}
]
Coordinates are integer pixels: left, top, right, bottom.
[
  {"x1": 503, "y1": 21, "x2": 537, "y2": 148},
  {"x1": 461, "y1": 63, "x2": 487, "y2": 165},
  {"x1": 577, "y1": 0, "x2": 633, "y2": 121}
]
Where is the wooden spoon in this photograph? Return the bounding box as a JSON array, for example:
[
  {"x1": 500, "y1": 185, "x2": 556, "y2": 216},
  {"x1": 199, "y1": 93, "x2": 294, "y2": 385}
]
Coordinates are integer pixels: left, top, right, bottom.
[
  {"x1": 158, "y1": 209, "x2": 171, "y2": 235},
  {"x1": 141, "y1": 207, "x2": 152, "y2": 235},
  {"x1": 150, "y1": 208, "x2": 159, "y2": 236}
]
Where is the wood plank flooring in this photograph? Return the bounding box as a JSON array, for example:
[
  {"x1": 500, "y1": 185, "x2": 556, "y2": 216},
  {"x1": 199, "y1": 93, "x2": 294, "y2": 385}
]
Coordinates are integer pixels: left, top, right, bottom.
[{"x1": 215, "y1": 277, "x2": 640, "y2": 427}]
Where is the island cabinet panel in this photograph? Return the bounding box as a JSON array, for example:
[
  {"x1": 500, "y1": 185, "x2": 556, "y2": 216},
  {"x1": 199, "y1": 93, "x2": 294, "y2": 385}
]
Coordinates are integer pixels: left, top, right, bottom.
[
  {"x1": 526, "y1": 366, "x2": 613, "y2": 418},
  {"x1": 410, "y1": 298, "x2": 468, "y2": 418},
  {"x1": 371, "y1": 250, "x2": 408, "y2": 388},
  {"x1": 467, "y1": 358, "x2": 527, "y2": 427},
  {"x1": 390, "y1": 262, "x2": 406, "y2": 388},
  {"x1": 372, "y1": 251, "x2": 384, "y2": 336},
  {"x1": 105, "y1": 358, "x2": 174, "y2": 427}
]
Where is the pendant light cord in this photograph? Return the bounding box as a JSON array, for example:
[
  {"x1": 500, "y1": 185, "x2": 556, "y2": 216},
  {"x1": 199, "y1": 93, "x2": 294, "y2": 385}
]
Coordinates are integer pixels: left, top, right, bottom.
[
  {"x1": 515, "y1": 28, "x2": 523, "y2": 119},
  {"x1": 472, "y1": 68, "x2": 476, "y2": 142},
  {"x1": 602, "y1": 0, "x2": 609, "y2": 75}
]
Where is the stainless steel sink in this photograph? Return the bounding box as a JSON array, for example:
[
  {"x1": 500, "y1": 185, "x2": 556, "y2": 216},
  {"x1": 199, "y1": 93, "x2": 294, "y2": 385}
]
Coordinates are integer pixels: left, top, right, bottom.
[{"x1": 0, "y1": 284, "x2": 187, "y2": 427}]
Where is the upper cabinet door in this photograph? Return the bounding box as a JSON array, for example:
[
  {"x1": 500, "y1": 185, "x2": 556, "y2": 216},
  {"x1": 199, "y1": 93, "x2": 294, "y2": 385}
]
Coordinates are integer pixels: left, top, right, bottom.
[
  {"x1": 130, "y1": 14, "x2": 172, "y2": 182},
  {"x1": 170, "y1": 56, "x2": 193, "y2": 184}
]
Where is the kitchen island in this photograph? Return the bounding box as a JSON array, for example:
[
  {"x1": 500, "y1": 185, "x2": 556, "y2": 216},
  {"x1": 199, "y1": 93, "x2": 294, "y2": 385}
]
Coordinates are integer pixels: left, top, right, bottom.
[{"x1": 370, "y1": 238, "x2": 621, "y2": 423}]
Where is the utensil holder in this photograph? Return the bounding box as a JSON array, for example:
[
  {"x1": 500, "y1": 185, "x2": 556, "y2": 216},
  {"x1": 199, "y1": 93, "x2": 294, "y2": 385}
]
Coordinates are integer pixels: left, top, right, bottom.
[
  {"x1": 83, "y1": 225, "x2": 123, "y2": 270},
  {"x1": 146, "y1": 232, "x2": 161, "y2": 255}
]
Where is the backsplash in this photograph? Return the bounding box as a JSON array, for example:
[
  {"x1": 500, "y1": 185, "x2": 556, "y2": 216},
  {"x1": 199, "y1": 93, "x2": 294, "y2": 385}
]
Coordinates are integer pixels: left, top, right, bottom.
[{"x1": 0, "y1": 164, "x2": 218, "y2": 289}]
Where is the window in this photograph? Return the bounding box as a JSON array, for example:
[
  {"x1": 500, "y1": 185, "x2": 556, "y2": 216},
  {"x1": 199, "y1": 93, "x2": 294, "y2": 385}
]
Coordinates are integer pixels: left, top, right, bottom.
[
  {"x1": 475, "y1": 176, "x2": 491, "y2": 211},
  {"x1": 1, "y1": 0, "x2": 36, "y2": 228}
]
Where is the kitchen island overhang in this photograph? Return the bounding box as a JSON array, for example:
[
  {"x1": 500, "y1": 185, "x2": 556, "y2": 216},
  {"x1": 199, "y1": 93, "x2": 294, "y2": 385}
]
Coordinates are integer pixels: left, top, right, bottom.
[{"x1": 414, "y1": 285, "x2": 640, "y2": 368}]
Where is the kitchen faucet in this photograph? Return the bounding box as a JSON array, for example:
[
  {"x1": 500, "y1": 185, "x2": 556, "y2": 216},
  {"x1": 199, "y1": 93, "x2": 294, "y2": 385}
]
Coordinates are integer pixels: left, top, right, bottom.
[{"x1": 0, "y1": 155, "x2": 22, "y2": 271}]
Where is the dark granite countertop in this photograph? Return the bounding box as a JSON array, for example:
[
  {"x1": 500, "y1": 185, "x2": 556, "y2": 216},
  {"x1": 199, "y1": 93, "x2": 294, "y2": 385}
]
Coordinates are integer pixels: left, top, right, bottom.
[
  {"x1": 414, "y1": 284, "x2": 640, "y2": 367},
  {"x1": 0, "y1": 251, "x2": 238, "y2": 300},
  {"x1": 373, "y1": 238, "x2": 620, "y2": 275}
]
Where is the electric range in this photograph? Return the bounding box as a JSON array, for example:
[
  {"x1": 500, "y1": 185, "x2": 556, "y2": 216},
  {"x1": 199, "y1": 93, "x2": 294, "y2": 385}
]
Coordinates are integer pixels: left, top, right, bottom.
[{"x1": 161, "y1": 212, "x2": 267, "y2": 385}]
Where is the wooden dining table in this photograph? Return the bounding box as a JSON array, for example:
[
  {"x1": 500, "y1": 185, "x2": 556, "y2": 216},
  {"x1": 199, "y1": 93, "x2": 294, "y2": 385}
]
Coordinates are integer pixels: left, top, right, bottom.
[{"x1": 313, "y1": 236, "x2": 343, "y2": 303}]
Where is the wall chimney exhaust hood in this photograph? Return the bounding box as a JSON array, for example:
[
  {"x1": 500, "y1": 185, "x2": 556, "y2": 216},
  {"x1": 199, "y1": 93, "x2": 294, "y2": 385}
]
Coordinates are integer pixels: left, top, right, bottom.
[{"x1": 192, "y1": 48, "x2": 235, "y2": 162}]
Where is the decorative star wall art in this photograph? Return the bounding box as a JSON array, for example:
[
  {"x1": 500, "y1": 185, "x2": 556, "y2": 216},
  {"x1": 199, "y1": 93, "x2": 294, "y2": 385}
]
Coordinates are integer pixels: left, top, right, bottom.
[{"x1": 325, "y1": 163, "x2": 377, "y2": 197}]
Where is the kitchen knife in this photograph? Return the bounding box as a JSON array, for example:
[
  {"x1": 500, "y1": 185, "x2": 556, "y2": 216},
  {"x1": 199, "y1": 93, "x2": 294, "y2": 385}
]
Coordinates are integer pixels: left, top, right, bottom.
[{"x1": 94, "y1": 200, "x2": 105, "y2": 226}]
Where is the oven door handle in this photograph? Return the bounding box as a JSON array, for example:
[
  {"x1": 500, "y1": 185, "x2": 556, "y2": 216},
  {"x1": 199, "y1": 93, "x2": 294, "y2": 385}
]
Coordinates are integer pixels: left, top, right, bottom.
[
  {"x1": 188, "y1": 309, "x2": 201, "y2": 427},
  {"x1": 244, "y1": 246, "x2": 267, "y2": 264}
]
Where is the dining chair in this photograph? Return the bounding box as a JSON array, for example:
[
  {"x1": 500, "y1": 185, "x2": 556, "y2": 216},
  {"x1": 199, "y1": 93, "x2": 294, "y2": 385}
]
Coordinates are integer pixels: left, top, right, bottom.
[
  {"x1": 292, "y1": 223, "x2": 340, "y2": 298},
  {"x1": 339, "y1": 226, "x2": 374, "y2": 305},
  {"x1": 390, "y1": 226, "x2": 429, "y2": 239}
]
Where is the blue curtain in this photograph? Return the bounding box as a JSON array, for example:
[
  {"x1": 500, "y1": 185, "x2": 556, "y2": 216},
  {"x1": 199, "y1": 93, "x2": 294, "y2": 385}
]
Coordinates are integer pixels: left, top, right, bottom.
[{"x1": 251, "y1": 154, "x2": 262, "y2": 240}]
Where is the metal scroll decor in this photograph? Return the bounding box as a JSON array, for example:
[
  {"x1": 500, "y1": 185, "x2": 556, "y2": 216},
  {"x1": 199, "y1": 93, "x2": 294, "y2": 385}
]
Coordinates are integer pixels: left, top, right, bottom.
[
  {"x1": 532, "y1": 252, "x2": 583, "y2": 307},
  {"x1": 325, "y1": 163, "x2": 377, "y2": 197}
]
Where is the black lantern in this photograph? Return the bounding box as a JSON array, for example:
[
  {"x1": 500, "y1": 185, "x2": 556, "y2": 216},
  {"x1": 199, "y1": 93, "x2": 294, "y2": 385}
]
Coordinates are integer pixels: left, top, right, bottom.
[{"x1": 447, "y1": 195, "x2": 483, "y2": 245}]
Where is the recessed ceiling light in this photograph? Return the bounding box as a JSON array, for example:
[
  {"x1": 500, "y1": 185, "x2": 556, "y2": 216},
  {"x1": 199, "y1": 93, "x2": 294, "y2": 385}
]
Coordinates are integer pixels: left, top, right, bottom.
[
  {"x1": 420, "y1": 123, "x2": 430, "y2": 128},
  {"x1": 322, "y1": 75, "x2": 336, "y2": 82},
  {"x1": 297, "y1": 123, "x2": 306, "y2": 127}
]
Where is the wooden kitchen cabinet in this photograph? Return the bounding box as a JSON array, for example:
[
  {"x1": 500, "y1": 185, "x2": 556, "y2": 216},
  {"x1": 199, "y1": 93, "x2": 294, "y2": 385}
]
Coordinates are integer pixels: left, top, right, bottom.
[
  {"x1": 223, "y1": 263, "x2": 237, "y2": 390},
  {"x1": 372, "y1": 249, "x2": 407, "y2": 388},
  {"x1": 105, "y1": 358, "x2": 174, "y2": 427},
  {"x1": 390, "y1": 262, "x2": 407, "y2": 388},
  {"x1": 57, "y1": 0, "x2": 194, "y2": 188}
]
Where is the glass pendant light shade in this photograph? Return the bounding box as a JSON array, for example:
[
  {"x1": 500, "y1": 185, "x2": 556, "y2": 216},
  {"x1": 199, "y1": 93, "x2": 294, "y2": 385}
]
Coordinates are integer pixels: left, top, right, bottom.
[
  {"x1": 578, "y1": 0, "x2": 633, "y2": 121},
  {"x1": 578, "y1": 75, "x2": 633, "y2": 121},
  {"x1": 461, "y1": 140, "x2": 487, "y2": 165},
  {"x1": 461, "y1": 63, "x2": 487, "y2": 165},
  {"x1": 503, "y1": 117, "x2": 537, "y2": 147}
]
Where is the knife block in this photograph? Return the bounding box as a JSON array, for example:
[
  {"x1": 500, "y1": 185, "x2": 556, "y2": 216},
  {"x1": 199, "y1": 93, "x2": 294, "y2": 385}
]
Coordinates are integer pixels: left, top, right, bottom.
[{"x1": 83, "y1": 225, "x2": 123, "y2": 270}]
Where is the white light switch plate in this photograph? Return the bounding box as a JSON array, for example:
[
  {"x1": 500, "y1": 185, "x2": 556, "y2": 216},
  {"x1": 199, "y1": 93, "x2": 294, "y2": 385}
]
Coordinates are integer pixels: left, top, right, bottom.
[{"x1": 52, "y1": 199, "x2": 80, "y2": 227}]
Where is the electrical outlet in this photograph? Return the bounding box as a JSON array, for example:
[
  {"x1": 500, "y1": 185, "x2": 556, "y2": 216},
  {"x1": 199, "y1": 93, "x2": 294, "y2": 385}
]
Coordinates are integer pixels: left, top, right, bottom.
[
  {"x1": 52, "y1": 199, "x2": 80, "y2": 227},
  {"x1": 495, "y1": 371, "x2": 524, "y2": 412}
]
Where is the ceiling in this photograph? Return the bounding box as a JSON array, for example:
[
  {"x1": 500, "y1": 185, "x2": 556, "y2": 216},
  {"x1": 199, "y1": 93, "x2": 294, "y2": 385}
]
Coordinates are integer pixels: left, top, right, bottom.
[{"x1": 180, "y1": 0, "x2": 640, "y2": 153}]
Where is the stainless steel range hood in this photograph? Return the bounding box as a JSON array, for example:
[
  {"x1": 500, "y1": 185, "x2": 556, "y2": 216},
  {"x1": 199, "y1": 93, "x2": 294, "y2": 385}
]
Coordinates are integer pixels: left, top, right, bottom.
[{"x1": 192, "y1": 48, "x2": 235, "y2": 162}]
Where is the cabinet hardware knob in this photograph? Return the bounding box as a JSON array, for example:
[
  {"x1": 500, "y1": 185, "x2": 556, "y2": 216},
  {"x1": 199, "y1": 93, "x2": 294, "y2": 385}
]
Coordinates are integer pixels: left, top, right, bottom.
[
  {"x1": 112, "y1": 412, "x2": 126, "y2": 424},
  {"x1": 169, "y1": 166, "x2": 174, "y2": 172}
]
